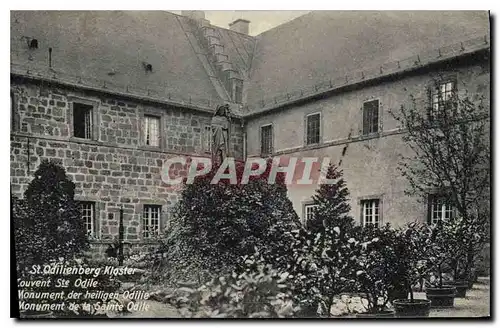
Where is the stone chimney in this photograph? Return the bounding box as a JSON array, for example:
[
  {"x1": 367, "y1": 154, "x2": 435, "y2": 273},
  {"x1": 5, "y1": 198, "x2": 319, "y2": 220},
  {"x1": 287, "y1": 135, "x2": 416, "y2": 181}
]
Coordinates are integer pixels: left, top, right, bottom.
[{"x1": 229, "y1": 19, "x2": 250, "y2": 35}]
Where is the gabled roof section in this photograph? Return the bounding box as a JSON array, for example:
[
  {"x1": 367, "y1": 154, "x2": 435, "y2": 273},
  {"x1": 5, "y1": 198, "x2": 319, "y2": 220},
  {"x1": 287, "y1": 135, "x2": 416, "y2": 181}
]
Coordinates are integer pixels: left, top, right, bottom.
[
  {"x1": 215, "y1": 27, "x2": 256, "y2": 79},
  {"x1": 247, "y1": 11, "x2": 490, "y2": 109},
  {"x1": 11, "y1": 11, "x2": 223, "y2": 109}
]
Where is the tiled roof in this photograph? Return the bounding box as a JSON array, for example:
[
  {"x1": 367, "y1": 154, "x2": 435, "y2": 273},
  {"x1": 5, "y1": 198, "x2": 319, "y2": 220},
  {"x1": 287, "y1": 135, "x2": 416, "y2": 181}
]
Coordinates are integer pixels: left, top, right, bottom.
[
  {"x1": 246, "y1": 11, "x2": 490, "y2": 108},
  {"x1": 11, "y1": 11, "x2": 490, "y2": 115},
  {"x1": 11, "y1": 11, "x2": 223, "y2": 109}
]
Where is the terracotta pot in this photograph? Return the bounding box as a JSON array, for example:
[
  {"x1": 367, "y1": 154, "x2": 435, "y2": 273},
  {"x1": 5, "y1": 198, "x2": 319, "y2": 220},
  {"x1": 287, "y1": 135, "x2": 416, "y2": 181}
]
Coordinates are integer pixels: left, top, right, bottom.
[
  {"x1": 393, "y1": 299, "x2": 431, "y2": 317},
  {"x1": 426, "y1": 286, "x2": 456, "y2": 308},
  {"x1": 356, "y1": 310, "x2": 395, "y2": 318}
]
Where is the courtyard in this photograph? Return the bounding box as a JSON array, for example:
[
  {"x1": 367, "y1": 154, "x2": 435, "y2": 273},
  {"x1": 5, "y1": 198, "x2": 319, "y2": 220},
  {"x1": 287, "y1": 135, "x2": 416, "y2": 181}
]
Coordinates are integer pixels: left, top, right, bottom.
[{"x1": 116, "y1": 277, "x2": 491, "y2": 318}]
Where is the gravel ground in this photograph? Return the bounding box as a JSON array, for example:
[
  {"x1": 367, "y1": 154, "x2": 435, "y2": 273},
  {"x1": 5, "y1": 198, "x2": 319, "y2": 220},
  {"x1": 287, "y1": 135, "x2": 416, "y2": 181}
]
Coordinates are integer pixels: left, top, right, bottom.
[
  {"x1": 116, "y1": 277, "x2": 490, "y2": 318},
  {"x1": 426, "y1": 276, "x2": 490, "y2": 318}
]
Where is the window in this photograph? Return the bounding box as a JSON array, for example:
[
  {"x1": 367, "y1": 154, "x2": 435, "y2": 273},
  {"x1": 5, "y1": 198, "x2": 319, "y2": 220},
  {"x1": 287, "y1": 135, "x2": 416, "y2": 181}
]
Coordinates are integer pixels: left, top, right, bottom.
[
  {"x1": 10, "y1": 93, "x2": 15, "y2": 131},
  {"x1": 203, "y1": 125, "x2": 213, "y2": 152},
  {"x1": 361, "y1": 199, "x2": 380, "y2": 227},
  {"x1": 430, "y1": 81, "x2": 456, "y2": 120},
  {"x1": 306, "y1": 113, "x2": 321, "y2": 145},
  {"x1": 143, "y1": 205, "x2": 161, "y2": 238},
  {"x1": 73, "y1": 103, "x2": 93, "y2": 139},
  {"x1": 260, "y1": 124, "x2": 273, "y2": 155},
  {"x1": 304, "y1": 204, "x2": 318, "y2": 222},
  {"x1": 234, "y1": 79, "x2": 243, "y2": 104},
  {"x1": 80, "y1": 201, "x2": 96, "y2": 238},
  {"x1": 143, "y1": 115, "x2": 160, "y2": 147},
  {"x1": 362, "y1": 100, "x2": 379, "y2": 135},
  {"x1": 428, "y1": 195, "x2": 454, "y2": 225}
]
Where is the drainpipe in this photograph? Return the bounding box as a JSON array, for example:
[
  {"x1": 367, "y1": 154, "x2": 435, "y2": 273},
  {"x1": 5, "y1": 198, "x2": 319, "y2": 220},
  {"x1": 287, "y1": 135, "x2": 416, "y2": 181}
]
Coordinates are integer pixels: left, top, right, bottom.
[
  {"x1": 118, "y1": 205, "x2": 124, "y2": 266},
  {"x1": 26, "y1": 136, "x2": 30, "y2": 174},
  {"x1": 241, "y1": 118, "x2": 247, "y2": 161}
]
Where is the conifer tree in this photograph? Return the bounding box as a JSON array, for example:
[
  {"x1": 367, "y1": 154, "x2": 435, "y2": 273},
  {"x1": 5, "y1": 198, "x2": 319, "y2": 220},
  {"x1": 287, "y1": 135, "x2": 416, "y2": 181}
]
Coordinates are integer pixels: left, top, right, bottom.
[
  {"x1": 14, "y1": 160, "x2": 88, "y2": 275},
  {"x1": 307, "y1": 164, "x2": 354, "y2": 233},
  {"x1": 291, "y1": 163, "x2": 360, "y2": 317}
]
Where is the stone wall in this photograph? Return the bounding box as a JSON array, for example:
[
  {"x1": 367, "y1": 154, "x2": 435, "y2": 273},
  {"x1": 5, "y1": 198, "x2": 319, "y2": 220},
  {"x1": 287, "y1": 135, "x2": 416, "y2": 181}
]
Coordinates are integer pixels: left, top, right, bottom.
[
  {"x1": 244, "y1": 54, "x2": 490, "y2": 226},
  {"x1": 10, "y1": 77, "x2": 244, "y2": 257}
]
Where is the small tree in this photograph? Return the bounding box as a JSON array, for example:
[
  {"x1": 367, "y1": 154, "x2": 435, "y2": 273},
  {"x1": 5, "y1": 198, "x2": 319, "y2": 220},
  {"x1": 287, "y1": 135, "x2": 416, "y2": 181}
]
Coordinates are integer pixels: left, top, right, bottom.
[
  {"x1": 307, "y1": 164, "x2": 353, "y2": 234},
  {"x1": 354, "y1": 224, "x2": 400, "y2": 314},
  {"x1": 391, "y1": 81, "x2": 490, "y2": 277},
  {"x1": 13, "y1": 160, "x2": 89, "y2": 276},
  {"x1": 289, "y1": 164, "x2": 361, "y2": 317},
  {"x1": 429, "y1": 216, "x2": 474, "y2": 284},
  {"x1": 393, "y1": 222, "x2": 434, "y2": 302}
]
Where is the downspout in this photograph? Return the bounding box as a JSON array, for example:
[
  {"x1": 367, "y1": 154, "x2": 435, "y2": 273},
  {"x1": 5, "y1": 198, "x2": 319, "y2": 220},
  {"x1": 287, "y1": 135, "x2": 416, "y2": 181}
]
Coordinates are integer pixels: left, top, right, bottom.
[
  {"x1": 26, "y1": 136, "x2": 30, "y2": 174},
  {"x1": 241, "y1": 118, "x2": 247, "y2": 161}
]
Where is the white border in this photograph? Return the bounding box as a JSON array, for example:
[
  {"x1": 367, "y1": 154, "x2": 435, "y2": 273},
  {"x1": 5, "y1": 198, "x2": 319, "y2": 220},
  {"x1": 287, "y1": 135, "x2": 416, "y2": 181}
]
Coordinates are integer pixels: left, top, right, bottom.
[{"x1": 3, "y1": 3, "x2": 497, "y2": 328}]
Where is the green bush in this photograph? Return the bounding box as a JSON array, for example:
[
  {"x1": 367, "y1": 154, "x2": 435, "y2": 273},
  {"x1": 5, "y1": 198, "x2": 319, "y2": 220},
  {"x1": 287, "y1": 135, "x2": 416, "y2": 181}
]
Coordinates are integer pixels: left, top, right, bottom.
[
  {"x1": 155, "y1": 159, "x2": 301, "y2": 283},
  {"x1": 13, "y1": 160, "x2": 89, "y2": 277},
  {"x1": 354, "y1": 224, "x2": 401, "y2": 313},
  {"x1": 171, "y1": 252, "x2": 300, "y2": 318}
]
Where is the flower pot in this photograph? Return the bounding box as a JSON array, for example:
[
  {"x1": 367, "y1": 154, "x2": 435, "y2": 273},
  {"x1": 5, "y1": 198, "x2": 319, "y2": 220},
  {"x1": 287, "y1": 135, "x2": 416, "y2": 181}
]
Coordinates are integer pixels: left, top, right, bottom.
[
  {"x1": 20, "y1": 310, "x2": 54, "y2": 319},
  {"x1": 390, "y1": 288, "x2": 409, "y2": 301},
  {"x1": 356, "y1": 310, "x2": 395, "y2": 318},
  {"x1": 426, "y1": 286, "x2": 456, "y2": 308},
  {"x1": 452, "y1": 280, "x2": 468, "y2": 298},
  {"x1": 393, "y1": 299, "x2": 431, "y2": 317}
]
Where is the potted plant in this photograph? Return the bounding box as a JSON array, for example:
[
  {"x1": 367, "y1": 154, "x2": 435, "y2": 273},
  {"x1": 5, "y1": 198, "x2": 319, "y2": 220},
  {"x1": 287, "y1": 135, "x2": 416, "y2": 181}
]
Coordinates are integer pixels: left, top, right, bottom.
[
  {"x1": 449, "y1": 256, "x2": 469, "y2": 297},
  {"x1": 424, "y1": 220, "x2": 460, "y2": 307},
  {"x1": 392, "y1": 223, "x2": 433, "y2": 317},
  {"x1": 354, "y1": 225, "x2": 399, "y2": 318}
]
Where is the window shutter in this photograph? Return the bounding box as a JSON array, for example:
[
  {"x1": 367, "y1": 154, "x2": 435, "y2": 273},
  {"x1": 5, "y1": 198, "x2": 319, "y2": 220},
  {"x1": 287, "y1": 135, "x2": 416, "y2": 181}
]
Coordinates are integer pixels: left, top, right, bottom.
[
  {"x1": 360, "y1": 202, "x2": 364, "y2": 226},
  {"x1": 160, "y1": 208, "x2": 168, "y2": 233},
  {"x1": 373, "y1": 101, "x2": 379, "y2": 133},
  {"x1": 426, "y1": 86, "x2": 432, "y2": 120},
  {"x1": 362, "y1": 103, "x2": 368, "y2": 135},
  {"x1": 426, "y1": 194, "x2": 432, "y2": 225},
  {"x1": 95, "y1": 202, "x2": 100, "y2": 239}
]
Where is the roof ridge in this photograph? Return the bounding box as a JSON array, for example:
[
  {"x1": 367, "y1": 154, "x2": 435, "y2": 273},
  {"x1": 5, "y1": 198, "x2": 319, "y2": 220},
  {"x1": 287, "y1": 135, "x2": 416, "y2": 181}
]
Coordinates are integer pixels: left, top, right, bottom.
[{"x1": 255, "y1": 11, "x2": 312, "y2": 37}]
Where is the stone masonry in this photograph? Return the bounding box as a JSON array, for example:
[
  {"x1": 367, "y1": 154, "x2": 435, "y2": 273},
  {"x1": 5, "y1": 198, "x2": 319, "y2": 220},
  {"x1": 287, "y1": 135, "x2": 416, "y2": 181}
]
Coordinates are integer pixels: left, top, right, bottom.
[{"x1": 10, "y1": 77, "x2": 244, "y2": 257}]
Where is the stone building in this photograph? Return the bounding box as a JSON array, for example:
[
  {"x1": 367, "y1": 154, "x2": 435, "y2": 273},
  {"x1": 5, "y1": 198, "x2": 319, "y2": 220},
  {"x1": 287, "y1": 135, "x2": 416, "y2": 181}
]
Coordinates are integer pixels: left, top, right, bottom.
[{"x1": 10, "y1": 11, "x2": 490, "y2": 255}]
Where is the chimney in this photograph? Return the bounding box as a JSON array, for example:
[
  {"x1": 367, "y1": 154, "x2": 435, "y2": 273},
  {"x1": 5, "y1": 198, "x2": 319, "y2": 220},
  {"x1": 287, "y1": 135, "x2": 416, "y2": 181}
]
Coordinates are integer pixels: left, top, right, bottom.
[
  {"x1": 229, "y1": 19, "x2": 250, "y2": 35},
  {"x1": 181, "y1": 10, "x2": 206, "y2": 21}
]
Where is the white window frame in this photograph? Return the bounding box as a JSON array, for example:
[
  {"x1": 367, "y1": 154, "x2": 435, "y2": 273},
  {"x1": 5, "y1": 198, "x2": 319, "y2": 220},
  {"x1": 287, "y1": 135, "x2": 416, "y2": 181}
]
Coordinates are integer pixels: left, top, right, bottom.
[
  {"x1": 80, "y1": 201, "x2": 96, "y2": 238},
  {"x1": 73, "y1": 103, "x2": 94, "y2": 139},
  {"x1": 361, "y1": 199, "x2": 380, "y2": 227},
  {"x1": 362, "y1": 99, "x2": 380, "y2": 135},
  {"x1": 303, "y1": 203, "x2": 318, "y2": 222},
  {"x1": 68, "y1": 97, "x2": 99, "y2": 141},
  {"x1": 429, "y1": 80, "x2": 457, "y2": 121},
  {"x1": 143, "y1": 204, "x2": 162, "y2": 239},
  {"x1": 143, "y1": 115, "x2": 160, "y2": 147},
  {"x1": 203, "y1": 125, "x2": 213, "y2": 153},
  {"x1": 429, "y1": 195, "x2": 454, "y2": 225},
  {"x1": 260, "y1": 123, "x2": 273, "y2": 156},
  {"x1": 305, "y1": 112, "x2": 322, "y2": 145}
]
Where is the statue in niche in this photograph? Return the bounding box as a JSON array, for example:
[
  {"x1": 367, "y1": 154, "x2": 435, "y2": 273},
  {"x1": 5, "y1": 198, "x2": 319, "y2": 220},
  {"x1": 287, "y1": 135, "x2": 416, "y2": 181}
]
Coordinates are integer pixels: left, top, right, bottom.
[{"x1": 211, "y1": 104, "x2": 232, "y2": 165}]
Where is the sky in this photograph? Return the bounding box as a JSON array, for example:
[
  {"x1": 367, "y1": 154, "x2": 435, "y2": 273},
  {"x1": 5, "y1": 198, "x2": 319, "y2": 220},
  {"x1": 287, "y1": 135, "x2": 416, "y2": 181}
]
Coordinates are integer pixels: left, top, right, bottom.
[{"x1": 170, "y1": 11, "x2": 310, "y2": 36}]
